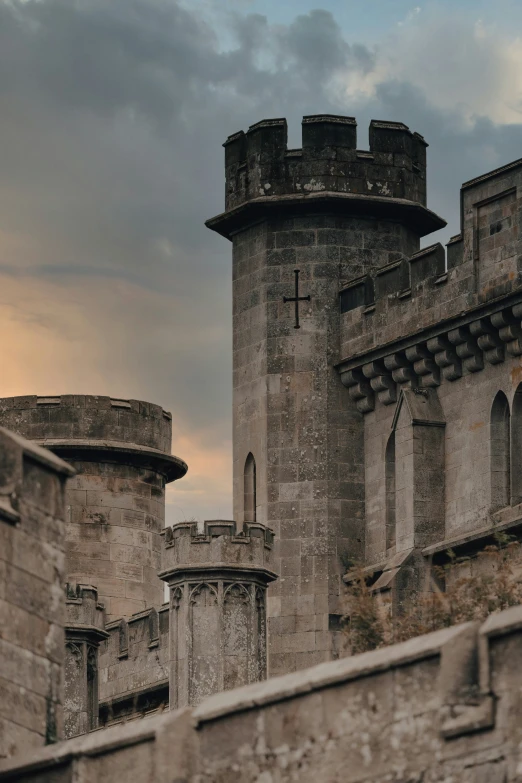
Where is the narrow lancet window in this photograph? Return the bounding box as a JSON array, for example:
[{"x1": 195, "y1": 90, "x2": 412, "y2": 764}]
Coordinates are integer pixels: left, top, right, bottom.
[
  {"x1": 244, "y1": 453, "x2": 256, "y2": 522},
  {"x1": 385, "y1": 433, "x2": 396, "y2": 550},
  {"x1": 490, "y1": 391, "x2": 510, "y2": 509},
  {"x1": 511, "y1": 386, "x2": 522, "y2": 506}
]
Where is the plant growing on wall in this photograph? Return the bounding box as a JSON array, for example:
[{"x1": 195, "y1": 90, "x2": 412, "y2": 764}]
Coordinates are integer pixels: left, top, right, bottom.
[{"x1": 344, "y1": 534, "x2": 522, "y2": 654}]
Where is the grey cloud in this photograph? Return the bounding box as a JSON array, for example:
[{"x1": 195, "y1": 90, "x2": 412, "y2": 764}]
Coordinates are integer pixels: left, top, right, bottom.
[{"x1": 0, "y1": 0, "x2": 521, "y2": 465}]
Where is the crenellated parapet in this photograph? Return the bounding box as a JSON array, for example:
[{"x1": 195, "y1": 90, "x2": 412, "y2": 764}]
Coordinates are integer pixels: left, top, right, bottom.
[
  {"x1": 207, "y1": 115, "x2": 445, "y2": 240},
  {"x1": 338, "y1": 154, "x2": 522, "y2": 412},
  {"x1": 0, "y1": 395, "x2": 179, "y2": 465},
  {"x1": 161, "y1": 520, "x2": 275, "y2": 577},
  {"x1": 65, "y1": 583, "x2": 106, "y2": 637},
  {"x1": 160, "y1": 521, "x2": 277, "y2": 709}
]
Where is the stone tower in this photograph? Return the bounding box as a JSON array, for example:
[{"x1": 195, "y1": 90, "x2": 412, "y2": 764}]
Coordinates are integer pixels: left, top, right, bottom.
[
  {"x1": 160, "y1": 519, "x2": 276, "y2": 708},
  {"x1": 0, "y1": 395, "x2": 187, "y2": 620},
  {"x1": 206, "y1": 115, "x2": 445, "y2": 675}
]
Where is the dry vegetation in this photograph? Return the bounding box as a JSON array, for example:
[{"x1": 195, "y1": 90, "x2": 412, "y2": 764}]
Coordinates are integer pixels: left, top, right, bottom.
[{"x1": 344, "y1": 534, "x2": 522, "y2": 654}]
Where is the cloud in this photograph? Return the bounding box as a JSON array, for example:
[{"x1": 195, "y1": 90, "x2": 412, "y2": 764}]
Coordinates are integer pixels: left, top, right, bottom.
[{"x1": 0, "y1": 0, "x2": 522, "y2": 520}]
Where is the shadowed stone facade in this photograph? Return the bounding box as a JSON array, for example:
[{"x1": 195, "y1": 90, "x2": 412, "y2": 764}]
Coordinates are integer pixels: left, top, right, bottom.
[{"x1": 0, "y1": 426, "x2": 74, "y2": 758}]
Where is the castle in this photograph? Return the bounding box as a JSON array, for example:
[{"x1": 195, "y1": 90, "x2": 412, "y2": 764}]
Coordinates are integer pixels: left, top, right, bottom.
[{"x1": 2, "y1": 114, "x2": 522, "y2": 781}]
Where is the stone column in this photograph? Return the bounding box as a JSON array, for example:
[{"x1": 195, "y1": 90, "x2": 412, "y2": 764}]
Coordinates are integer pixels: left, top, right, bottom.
[
  {"x1": 64, "y1": 584, "x2": 108, "y2": 738},
  {"x1": 160, "y1": 521, "x2": 276, "y2": 708}
]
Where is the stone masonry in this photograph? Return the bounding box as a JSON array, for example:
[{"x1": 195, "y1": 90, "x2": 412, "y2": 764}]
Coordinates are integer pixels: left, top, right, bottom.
[
  {"x1": 206, "y1": 115, "x2": 446, "y2": 672},
  {"x1": 2, "y1": 603, "x2": 522, "y2": 782},
  {"x1": 0, "y1": 426, "x2": 74, "y2": 758},
  {"x1": 0, "y1": 395, "x2": 187, "y2": 620},
  {"x1": 64, "y1": 583, "x2": 107, "y2": 739},
  {"x1": 160, "y1": 520, "x2": 276, "y2": 708}
]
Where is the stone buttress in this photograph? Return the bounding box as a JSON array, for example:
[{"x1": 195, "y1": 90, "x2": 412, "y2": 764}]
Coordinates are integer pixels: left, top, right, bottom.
[{"x1": 206, "y1": 115, "x2": 446, "y2": 673}]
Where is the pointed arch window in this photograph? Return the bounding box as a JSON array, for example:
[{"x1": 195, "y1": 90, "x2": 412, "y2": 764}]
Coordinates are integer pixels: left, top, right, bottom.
[
  {"x1": 490, "y1": 391, "x2": 510, "y2": 509},
  {"x1": 385, "y1": 432, "x2": 396, "y2": 550},
  {"x1": 244, "y1": 453, "x2": 256, "y2": 522},
  {"x1": 511, "y1": 385, "x2": 522, "y2": 505}
]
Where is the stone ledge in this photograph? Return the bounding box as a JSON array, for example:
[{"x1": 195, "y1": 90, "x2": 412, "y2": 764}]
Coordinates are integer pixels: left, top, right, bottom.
[
  {"x1": 34, "y1": 438, "x2": 187, "y2": 482},
  {"x1": 338, "y1": 293, "x2": 522, "y2": 413},
  {"x1": 206, "y1": 190, "x2": 445, "y2": 240},
  {"x1": 422, "y1": 504, "x2": 522, "y2": 557},
  {"x1": 192, "y1": 622, "x2": 473, "y2": 725},
  {"x1": 0, "y1": 426, "x2": 75, "y2": 477}
]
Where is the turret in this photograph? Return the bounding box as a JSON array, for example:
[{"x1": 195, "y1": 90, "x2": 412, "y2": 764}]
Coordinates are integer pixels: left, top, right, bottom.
[
  {"x1": 206, "y1": 115, "x2": 445, "y2": 676},
  {"x1": 0, "y1": 395, "x2": 187, "y2": 620},
  {"x1": 210, "y1": 114, "x2": 441, "y2": 238},
  {"x1": 64, "y1": 584, "x2": 107, "y2": 738},
  {"x1": 160, "y1": 521, "x2": 276, "y2": 707}
]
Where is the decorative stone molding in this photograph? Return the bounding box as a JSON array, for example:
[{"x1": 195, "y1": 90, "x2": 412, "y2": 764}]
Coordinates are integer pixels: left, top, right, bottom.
[{"x1": 340, "y1": 301, "x2": 522, "y2": 413}]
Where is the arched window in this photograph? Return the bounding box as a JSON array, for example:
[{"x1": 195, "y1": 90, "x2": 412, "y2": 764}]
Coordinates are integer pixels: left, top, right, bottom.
[
  {"x1": 490, "y1": 391, "x2": 510, "y2": 509},
  {"x1": 244, "y1": 453, "x2": 256, "y2": 522},
  {"x1": 385, "y1": 433, "x2": 396, "y2": 550},
  {"x1": 511, "y1": 385, "x2": 522, "y2": 506}
]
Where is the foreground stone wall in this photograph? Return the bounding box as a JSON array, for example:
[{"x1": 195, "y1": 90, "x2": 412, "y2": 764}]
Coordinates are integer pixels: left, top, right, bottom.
[
  {"x1": 0, "y1": 427, "x2": 74, "y2": 759},
  {"x1": 3, "y1": 603, "x2": 522, "y2": 782}
]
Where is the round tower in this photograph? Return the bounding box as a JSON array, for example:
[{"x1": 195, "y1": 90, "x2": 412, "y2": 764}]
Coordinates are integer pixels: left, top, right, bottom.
[
  {"x1": 0, "y1": 395, "x2": 187, "y2": 620},
  {"x1": 160, "y1": 520, "x2": 276, "y2": 707},
  {"x1": 206, "y1": 115, "x2": 446, "y2": 675}
]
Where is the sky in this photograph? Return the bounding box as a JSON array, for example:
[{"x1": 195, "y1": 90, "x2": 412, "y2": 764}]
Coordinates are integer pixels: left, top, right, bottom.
[{"x1": 1, "y1": 0, "x2": 522, "y2": 524}]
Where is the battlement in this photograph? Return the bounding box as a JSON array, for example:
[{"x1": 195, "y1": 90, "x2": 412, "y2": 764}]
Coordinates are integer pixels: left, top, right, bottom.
[
  {"x1": 0, "y1": 394, "x2": 177, "y2": 460},
  {"x1": 337, "y1": 153, "x2": 522, "y2": 393},
  {"x1": 160, "y1": 520, "x2": 275, "y2": 579},
  {"x1": 65, "y1": 583, "x2": 106, "y2": 636},
  {"x1": 218, "y1": 115, "x2": 431, "y2": 220}
]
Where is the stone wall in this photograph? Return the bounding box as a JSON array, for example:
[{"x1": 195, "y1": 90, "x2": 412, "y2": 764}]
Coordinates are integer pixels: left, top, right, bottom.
[
  {"x1": 0, "y1": 426, "x2": 74, "y2": 759},
  {"x1": 338, "y1": 157, "x2": 522, "y2": 364},
  {"x1": 0, "y1": 395, "x2": 173, "y2": 452},
  {"x1": 98, "y1": 605, "x2": 170, "y2": 726},
  {"x1": 338, "y1": 156, "x2": 522, "y2": 589},
  {"x1": 3, "y1": 604, "x2": 522, "y2": 782}
]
